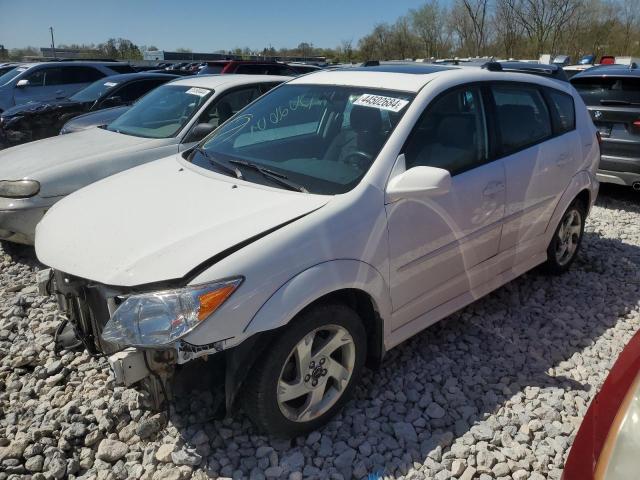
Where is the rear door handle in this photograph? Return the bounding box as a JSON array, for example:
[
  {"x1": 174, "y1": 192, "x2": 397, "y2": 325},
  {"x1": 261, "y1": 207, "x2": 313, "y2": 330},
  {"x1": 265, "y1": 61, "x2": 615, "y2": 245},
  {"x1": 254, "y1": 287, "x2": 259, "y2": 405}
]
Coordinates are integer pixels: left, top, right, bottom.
[{"x1": 483, "y1": 181, "x2": 505, "y2": 196}]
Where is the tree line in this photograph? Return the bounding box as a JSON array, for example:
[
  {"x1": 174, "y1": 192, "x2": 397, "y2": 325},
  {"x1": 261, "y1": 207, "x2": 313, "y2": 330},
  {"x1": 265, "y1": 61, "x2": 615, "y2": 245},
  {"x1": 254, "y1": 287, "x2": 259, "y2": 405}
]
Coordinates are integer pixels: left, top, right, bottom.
[
  {"x1": 2, "y1": 0, "x2": 639, "y2": 64},
  {"x1": 356, "y1": 0, "x2": 640, "y2": 62}
]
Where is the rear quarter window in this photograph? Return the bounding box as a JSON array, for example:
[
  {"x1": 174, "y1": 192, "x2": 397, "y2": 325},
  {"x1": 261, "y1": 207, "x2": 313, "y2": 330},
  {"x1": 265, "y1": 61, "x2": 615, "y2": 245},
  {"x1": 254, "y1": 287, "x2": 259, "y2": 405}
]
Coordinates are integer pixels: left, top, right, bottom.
[{"x1": 546, "y1": 88, "x2": 576, "y2": 134}]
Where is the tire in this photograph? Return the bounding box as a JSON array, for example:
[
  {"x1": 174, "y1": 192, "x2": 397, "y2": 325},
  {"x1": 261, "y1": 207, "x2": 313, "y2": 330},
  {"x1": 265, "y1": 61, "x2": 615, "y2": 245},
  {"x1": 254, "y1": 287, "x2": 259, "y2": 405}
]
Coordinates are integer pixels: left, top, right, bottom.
[
  {"x1": 542, "y1": 199, "x2": 586, "y2": 275},
  {"x1": 241, "y1": 303, "x2": 367, "y2": 437}
]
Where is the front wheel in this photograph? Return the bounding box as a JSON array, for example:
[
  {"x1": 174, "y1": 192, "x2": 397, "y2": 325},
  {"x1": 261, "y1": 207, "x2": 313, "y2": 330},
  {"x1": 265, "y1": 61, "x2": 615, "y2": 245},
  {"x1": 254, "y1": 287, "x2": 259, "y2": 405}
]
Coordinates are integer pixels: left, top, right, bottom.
[
  {"x1": 542, "y1": 199, "x2": 586, "y2": 275},
  {"x1": 241, "y1": 303, "x2": 366, "y2": 437}
]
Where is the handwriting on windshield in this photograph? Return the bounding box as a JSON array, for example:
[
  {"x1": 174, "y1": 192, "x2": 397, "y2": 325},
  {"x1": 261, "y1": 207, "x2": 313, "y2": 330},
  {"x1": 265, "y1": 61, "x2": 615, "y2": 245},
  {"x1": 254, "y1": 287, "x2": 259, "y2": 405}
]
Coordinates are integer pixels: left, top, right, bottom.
[{"x1": 249, "y1": 94, "x2": 326, "y2": 133}]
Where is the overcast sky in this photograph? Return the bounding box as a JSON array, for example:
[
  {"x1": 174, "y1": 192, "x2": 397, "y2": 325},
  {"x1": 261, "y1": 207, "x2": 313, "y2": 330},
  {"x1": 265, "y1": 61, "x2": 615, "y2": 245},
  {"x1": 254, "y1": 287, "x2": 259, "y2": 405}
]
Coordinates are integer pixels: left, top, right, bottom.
[{"x1": 0, "y1": 0, "x2": 441, "y2": 51}]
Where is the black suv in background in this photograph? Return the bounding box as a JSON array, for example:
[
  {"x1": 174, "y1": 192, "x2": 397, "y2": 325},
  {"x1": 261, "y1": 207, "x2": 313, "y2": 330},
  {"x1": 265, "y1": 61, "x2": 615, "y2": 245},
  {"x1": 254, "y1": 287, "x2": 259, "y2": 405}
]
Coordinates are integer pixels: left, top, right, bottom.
[
  {"x1": 571, "y1": 64, "x2": 640, "y2": 189},
  {"x1": 0, "y1": 73, "x2": 177, "y2": 148}
]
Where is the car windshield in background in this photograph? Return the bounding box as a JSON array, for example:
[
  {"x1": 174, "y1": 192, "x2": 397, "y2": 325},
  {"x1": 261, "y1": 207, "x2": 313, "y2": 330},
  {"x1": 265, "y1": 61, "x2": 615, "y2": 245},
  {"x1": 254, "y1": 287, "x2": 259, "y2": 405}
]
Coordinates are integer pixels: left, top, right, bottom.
[
  {"x1": 194, "y1": 84, "x2": 414, "y2": 195},
  {"x1": 572, "y1": 77, "x2": 640, "y2": 105},
  {"x1": 106, "y1": 84, "x2": 212, "y2": 138},
  {"x1": 70, "y1": 78, "x2": 119, "y2": 103},
  {"x1": 0, "y1": 66, "x2": 28, "y2": 86}
]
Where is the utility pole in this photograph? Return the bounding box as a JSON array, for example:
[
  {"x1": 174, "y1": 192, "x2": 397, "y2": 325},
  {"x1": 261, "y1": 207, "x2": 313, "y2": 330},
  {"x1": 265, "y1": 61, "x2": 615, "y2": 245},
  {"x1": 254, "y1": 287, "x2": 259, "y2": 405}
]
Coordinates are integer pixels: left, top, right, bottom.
[{"x1": 49, "y1": 26, "x2": 56, "y2": 58}]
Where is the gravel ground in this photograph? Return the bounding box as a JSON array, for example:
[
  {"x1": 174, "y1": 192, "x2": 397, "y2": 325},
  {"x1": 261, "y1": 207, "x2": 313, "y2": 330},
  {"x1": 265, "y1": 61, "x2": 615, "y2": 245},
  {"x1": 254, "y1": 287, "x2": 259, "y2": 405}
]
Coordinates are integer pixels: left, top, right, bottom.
[{"x1": 1, "y1": 186, "x2": 639, "y2": 480}]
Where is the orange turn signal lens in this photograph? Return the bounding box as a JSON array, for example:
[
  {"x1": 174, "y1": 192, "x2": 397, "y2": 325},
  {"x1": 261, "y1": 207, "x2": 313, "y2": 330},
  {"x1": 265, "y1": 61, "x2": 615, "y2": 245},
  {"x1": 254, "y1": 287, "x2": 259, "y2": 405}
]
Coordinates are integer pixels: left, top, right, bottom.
[{"x1": 197, "y1": 284, "x2": 238, "y2": 321}]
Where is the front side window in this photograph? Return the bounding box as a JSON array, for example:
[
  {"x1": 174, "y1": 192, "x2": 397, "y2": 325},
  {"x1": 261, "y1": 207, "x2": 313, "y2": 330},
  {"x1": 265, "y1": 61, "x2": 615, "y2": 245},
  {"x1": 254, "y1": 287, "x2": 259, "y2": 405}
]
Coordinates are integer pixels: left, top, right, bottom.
[
  {"x1": 24, "y1": 69, "x2": 48, "y2": 87},
  {"x1": 107, "y1": 84, "x2": 212, "y2": 138},
  {"x1": 114, "y1": 79, "x2": 166, "y2": 103},
  {"x1": 194, "y1": 84, "x2": 414, "y2": 194},
  {"x1": 492, "y1": 85, "x2": 552, "y2": 155},
  {"x1": 404, "y1": 87, "x2": 487, "y2": 176},
  {"x1": 196, "y1": 87, "x2": 261, "y2": 130}
]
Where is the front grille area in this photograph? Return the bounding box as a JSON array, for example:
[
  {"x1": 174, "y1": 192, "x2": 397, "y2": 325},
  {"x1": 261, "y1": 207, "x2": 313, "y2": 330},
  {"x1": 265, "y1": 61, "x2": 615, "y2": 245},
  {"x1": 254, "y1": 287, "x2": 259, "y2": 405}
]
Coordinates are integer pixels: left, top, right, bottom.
[{"x1": 53, "y1": 270, "x2": 121, "y2": 355}]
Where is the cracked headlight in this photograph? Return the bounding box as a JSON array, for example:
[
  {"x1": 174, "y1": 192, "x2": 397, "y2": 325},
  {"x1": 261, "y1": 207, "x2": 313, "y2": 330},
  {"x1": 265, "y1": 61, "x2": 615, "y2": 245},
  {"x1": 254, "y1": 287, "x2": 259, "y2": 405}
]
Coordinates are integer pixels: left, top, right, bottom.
[
  {"x1": 0, "y1": 179, "x2": 40, "y2": 198},
  {"x1": 101, "y1": 278, "x2": 242, "y2": 347}
]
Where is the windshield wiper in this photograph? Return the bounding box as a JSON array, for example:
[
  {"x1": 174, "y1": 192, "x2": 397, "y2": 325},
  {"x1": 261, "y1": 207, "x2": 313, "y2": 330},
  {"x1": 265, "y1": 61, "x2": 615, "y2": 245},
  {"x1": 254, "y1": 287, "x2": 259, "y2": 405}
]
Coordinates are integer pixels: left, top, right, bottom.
[
  {"x1": 228, "y1": 159, "x2": 308, "y2": 193},
  {"x1": 196, "y1": 148, "x2": 243, "y2": 179}
]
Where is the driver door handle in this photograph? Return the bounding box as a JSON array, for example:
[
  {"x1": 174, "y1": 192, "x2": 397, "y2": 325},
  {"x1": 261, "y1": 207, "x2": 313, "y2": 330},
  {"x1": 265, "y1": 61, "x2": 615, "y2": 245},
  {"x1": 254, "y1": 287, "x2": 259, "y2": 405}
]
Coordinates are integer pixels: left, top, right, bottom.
[{"x1": 483, "y1": 181, "x2": 505, "y2": 196}]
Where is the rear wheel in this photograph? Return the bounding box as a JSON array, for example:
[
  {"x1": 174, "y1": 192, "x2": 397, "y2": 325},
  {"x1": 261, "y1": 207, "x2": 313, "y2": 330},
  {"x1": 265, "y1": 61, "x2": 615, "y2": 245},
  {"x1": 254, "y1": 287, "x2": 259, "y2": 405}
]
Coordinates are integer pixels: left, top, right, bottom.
[
  {"x1": 241, "y1": 303, "x2": 366, "y2": 437},
  {"x1": 542, "y1": 199, "x2": 586, "y2": 275}
]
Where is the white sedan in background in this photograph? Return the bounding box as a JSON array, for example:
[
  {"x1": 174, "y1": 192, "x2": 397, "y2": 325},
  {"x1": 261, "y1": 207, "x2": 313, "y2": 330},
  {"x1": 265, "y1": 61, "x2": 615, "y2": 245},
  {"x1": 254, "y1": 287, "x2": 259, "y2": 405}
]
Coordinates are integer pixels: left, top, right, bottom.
[{"x1": 0, "y1": 75, "x2": 287, "y2": 244}]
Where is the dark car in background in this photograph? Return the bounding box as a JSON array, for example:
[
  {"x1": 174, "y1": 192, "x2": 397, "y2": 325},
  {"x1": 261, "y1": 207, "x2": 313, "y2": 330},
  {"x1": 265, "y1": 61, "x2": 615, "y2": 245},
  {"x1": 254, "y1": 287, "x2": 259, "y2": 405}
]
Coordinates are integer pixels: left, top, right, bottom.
[
  {"x1": 0, "y1": 61, "x2": 135, "y2": 113},
  {"x1": 571, "y1": 64, "x2": 640, "y2": 189},
  {"x1": 198, "y1": 60, "x2": 299, "y2": 76},
  {"x1": 59, "y1": 105, "x2": 130, "y2": 135},
  {"x1": 0, "y1": 72, "x2": 177, "y2": 148}
]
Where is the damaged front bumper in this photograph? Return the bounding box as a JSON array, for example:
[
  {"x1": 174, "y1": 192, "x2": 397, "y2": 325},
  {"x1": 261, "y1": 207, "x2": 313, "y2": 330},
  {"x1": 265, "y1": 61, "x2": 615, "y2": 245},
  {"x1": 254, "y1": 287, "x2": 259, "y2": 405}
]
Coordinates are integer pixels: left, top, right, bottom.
[{"x1": 38, "y1": 268, "x2": 254, "y2": 410}]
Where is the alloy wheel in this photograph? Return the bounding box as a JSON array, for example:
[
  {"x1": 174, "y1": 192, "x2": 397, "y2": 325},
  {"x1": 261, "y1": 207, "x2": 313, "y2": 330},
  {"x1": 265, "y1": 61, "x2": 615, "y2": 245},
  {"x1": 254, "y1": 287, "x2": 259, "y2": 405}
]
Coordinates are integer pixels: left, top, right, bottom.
[
  {"x1": 555, "y1": 208, "x2": 582, "y2": 266},
  {"x1": 277, "y1": 324, "x2": 356, "y2": 423}
]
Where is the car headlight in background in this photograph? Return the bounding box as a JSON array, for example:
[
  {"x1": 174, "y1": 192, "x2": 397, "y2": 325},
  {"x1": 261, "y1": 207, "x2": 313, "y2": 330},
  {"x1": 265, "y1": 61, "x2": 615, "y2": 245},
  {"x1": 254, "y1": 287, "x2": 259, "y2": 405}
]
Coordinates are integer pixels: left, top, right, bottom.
[
  {"x1": 101, "y1": 278, "x2": 242, "y2": 347},
  {"x1": 0, "y1": 179, "x2": 40, "y2": 198}
]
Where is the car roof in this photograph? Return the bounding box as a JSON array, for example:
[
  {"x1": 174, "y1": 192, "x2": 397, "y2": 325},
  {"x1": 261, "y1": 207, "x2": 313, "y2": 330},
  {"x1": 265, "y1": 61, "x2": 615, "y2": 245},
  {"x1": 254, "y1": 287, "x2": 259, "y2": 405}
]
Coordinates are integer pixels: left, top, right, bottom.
[
  {"x1": 571, "y1": 64, "x2": 640, "y2": 79},
  {"x1": 343, "y1": 64, "x2": 458, "y2": 75},
  {"x1": 168, "y1": 74, "x2": 291, "y2": 89},
  {"x1": 289, "y1": 67, "x2": 574, "y2": 93},
  {"x1": 93, "y1": 72, "x2": 179, "y2": 82},
  {"x1": 16, "y1": 61, "x2": 132, "y2": 69}
]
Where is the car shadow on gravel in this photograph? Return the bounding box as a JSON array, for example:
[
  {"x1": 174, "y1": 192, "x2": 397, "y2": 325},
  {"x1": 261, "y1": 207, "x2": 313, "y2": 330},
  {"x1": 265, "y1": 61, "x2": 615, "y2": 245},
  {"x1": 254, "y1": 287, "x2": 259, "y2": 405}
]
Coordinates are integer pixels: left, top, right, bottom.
[
  {"x1": 596, "y1": 184, "x2": 640, "y2": 211},
  {"x1": 158, "y1": 227, "x2": 639, "y2": 479}
]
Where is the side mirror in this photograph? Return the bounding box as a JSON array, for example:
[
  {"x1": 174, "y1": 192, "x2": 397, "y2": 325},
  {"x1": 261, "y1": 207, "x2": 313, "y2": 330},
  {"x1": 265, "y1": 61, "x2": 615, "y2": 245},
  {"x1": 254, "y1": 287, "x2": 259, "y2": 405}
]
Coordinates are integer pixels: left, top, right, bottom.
[
  {"x1": 16, "y1": 79, "x2": 29, "y2": 88},
  {"x1": 186, "y1": 123, "x2": 215, "y2": 142},
  {"x1": 386, "y1": 164, "x2": 451, "y2": 202}
]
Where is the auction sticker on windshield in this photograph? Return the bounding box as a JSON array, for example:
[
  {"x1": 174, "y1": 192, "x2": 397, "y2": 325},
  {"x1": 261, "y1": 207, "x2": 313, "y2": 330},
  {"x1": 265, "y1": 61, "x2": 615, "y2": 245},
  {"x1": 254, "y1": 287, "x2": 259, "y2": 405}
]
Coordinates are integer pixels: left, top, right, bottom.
[
  {"x1": 353, "y1": 94, "x2": 409, "y2": 112},
  {"x1": 186, "y1": 87, "x2": 209, "y2": 97}
]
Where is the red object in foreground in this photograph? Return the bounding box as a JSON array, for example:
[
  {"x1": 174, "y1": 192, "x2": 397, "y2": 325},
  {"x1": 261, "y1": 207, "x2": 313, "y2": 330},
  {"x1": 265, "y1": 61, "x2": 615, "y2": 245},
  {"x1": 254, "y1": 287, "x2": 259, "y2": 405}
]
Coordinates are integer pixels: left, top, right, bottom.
[{"x1": 563, "y1": 329, "x2": 640, "y2": 479}]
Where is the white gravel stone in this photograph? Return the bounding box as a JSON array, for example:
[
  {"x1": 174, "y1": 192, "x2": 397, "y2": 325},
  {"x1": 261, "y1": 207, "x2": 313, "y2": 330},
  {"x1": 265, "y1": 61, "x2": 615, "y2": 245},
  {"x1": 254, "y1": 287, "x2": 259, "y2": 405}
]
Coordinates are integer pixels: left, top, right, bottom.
[{"x1": 0, "y1": 192, "x2": 639, "y2": 478}]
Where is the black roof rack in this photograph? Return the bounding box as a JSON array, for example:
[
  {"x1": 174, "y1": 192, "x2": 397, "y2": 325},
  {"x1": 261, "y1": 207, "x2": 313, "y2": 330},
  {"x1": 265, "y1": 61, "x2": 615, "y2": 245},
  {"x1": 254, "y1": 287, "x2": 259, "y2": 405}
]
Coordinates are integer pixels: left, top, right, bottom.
[
  {"x1": 45, "y1": 58, "x2": 120, "y2": 62},
  {"x1": 482, "y1": 61, "x2": 569, "y2": 82}
]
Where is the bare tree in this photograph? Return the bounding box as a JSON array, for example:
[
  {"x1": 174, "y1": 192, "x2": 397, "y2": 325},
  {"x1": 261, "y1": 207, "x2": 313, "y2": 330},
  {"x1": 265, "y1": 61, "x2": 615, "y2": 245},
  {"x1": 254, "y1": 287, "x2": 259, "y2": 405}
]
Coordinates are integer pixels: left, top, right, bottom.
[
  {"x1": 619, "y1": 0, "x2": 640, "y2": 55},
  {"x1": 493, "y1": 0, "x2": 524, "y2": 58},
  {"x1": 411, "y1": 0, "x2": 446, "y2": 58},
  {"x1": 458, "y1": 0, "x2": 490, "y2": 56},
  {"x1": 505, "y1": 0, "x2": 579, "y2": 56}
]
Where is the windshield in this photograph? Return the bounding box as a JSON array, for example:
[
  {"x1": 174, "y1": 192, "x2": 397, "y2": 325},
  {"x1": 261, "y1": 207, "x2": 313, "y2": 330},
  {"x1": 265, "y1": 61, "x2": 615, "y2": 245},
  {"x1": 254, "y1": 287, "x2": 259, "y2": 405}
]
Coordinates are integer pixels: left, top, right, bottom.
[
  {"x1": 70, "y1": 78, "x2": 119, "y2": 102},
  {"x1": 107, "y1": 84, "x2": 212, "y2": 138},
  {"x1": 0, "y1": 66, "x2": 28, "y2": 86},
  {"x1": 193, "y1": 84, "x2": 414, "y2": 195},
  {"x1": 572, "y1": 77, "x2": 640, "y2": 105}
]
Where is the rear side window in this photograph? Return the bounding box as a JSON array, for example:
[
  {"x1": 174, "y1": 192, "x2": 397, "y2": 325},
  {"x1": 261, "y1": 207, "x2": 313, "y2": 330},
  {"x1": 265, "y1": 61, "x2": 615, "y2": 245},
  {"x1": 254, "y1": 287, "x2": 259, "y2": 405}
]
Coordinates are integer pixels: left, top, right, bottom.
[
  {"x1": 546, "y1": 89, "x2": 575, "y2": 134},
  {"x1": 492, "y1": 85, "x2": 552, "y2": 155},
  {"x1": 404, "y1": 87, "x2": 487, "y2": 176},
  {"x1": 571, "y1": 76, "x2": 640, "y2": 106},
  {"x1": 63, "y1": 66, "x2": 105, "y2": 84}
]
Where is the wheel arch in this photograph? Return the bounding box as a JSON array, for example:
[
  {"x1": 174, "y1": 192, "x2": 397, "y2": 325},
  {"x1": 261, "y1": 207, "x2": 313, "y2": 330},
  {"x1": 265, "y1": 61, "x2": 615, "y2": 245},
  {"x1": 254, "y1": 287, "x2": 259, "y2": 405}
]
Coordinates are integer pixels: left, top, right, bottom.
[
  {"x1": 544, "y1": 170, "x2": 597, "y2": 245},
  {"x1": 224, "y1": 260, "x2": 391, "y2": 410}
]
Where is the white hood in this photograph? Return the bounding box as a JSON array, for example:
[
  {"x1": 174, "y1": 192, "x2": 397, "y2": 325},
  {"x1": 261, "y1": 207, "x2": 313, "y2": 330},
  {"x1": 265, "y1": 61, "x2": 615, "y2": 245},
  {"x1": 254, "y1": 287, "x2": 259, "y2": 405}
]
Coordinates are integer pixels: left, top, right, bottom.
[
  {"x1": 0, "y1": 128, "x2": 171, "y2": 196},
  {"x1": 35, "y1": 155, "x2": 330, "y2": 286}
]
